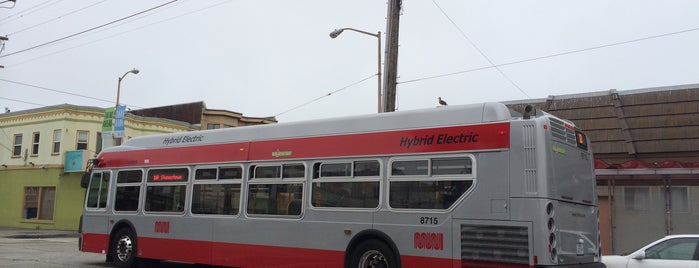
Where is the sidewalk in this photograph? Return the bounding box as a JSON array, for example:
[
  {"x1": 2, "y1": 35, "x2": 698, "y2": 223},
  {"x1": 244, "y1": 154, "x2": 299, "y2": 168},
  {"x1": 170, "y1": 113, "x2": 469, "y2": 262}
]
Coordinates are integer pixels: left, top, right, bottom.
[{"x1": 0, "y1": 227, "x2": 79, "y2": 239}]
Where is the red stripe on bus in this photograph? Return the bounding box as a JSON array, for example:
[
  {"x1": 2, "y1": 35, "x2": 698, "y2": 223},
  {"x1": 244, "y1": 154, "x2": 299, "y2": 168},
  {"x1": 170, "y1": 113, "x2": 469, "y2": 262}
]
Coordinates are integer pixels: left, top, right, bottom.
[
  {"x1": 99, "y1": 122, "x2": 510, "y2": 168},
  {"x1": 80, "y1": 233, "x2": 109, "y2": 254},
  {"x1": 82, "y1": 233, "x2": 473, "y2": 267}
]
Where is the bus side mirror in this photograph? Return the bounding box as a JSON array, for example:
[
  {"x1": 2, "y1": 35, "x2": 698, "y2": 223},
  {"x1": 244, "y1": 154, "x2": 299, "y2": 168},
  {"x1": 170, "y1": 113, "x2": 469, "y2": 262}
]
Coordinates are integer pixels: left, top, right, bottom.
[{"x1": 81, "y1": 173, "x2": 90, "y2": 188}]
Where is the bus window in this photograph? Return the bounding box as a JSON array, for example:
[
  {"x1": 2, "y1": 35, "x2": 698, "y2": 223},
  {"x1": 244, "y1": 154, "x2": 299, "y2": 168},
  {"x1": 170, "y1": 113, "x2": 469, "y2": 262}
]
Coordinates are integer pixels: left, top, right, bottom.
[
  {"x1": 145, "y1": 185, "x2": 186, "y2": 212},
  {"x1": 354, "y1": 160, "x2": 380, "y2": 176},
  {"x1": 191, "y1": 165, "x2": 242, "y2": 215},
  {"x1": 86, "y1": 171, "x2": 110, "y2": 209},
  {"x1": 114, "y1": 170, "x2": 142, "y2": 212},
  {"x1": 145, "y1": 168, "x2": 188, "y2": 213},
  {"x1": 247, "y1": 183, "x2": 303, "y2": 216},
  {"x1": 312, "y1": 160, "x2": 380, "y2": 208},
  {"x1": 320, "y1": 163, "x2": 352, "y2": 177},
  {"x1": 389, "y1": 157, "x2": 474, "y2": 210},
  {"x1": 219, "y1": 167, "x2": 242, "y2": 179},
  {"x1": 282, "y1": 164, "x2": 305, "y2": 178},
  {"x1": 312, "y1": 182, "x2": 379, "y2": 208},
  {"x1": 252, "y1": 166, "x2": 280, "y2": 179},
  {"x1": 432, "y1": 157, "x2": 472, "y2": 175},
  {"x1": 391, "y1": 160, "x2": 428, "y2": 176},
  {"x1": 192, "y1": 184, "x2": 241, "y2": 215},
  {"x1": 389, "y1": 180, "x2": 473, "y2": 209},
  {"x1": 195, "y1": 168, "x2": 217, "y2": 180}
]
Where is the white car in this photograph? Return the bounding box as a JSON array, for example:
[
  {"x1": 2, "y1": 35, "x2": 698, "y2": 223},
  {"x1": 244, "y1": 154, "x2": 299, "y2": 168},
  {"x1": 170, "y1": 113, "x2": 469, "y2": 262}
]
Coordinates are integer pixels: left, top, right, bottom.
[{"x1": 603, "y1": 234, "x2": 699, "y2": 268}]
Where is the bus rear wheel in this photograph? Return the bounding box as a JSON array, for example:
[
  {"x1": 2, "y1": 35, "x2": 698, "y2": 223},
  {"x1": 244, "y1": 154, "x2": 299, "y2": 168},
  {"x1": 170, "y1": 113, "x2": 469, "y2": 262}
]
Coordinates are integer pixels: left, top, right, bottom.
[
  {"x1": 349, "y1": 239, "x2": 398, "y2": 268},
  {"x1": 111, "y1": 228, "x2": 137, "y2": 268}
]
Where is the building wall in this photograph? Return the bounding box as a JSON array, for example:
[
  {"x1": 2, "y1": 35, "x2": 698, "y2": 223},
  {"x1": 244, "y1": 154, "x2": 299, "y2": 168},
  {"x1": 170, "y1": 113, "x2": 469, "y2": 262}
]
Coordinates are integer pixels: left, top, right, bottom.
[
  {"x1": 0, "y1": 104, "x2": 194, "y2": 231},
  {"x1": 0, "y1": 168, "x2": 84, "y2": 230}
]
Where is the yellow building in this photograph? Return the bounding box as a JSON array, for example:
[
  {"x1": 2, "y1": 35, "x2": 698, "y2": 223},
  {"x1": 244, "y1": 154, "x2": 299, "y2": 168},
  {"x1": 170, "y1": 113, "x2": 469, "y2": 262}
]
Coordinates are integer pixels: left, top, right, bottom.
[{"x1": 0, "y1": 104, "x2": 195, "y2": 230}]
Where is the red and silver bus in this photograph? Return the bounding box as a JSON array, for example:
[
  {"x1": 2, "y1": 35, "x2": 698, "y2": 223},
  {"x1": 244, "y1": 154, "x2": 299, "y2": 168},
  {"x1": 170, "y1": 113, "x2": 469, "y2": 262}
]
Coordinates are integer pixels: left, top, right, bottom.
[{"x1": 79, "y1": 102, "x2": 604, "y2": 268}]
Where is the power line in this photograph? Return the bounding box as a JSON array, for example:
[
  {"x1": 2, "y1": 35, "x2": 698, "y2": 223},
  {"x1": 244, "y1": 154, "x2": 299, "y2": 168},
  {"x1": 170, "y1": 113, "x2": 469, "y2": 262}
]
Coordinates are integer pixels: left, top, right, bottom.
[
  {"x1": 0, "y1": 0, "x2": 62, "y2": 24},
  {"x1": 0, "y1": 96, "x2": 47, "y2": 107},
  {"x1": 431, "y1": 0, "x2": 529, "y2": 98},
  {"x1": 400, "y1": 24, "x2": 699, "y2": 85},
  {"x1": 0, "y1": 79, "x2": 144, "y2": 109},
  {"x1": 274, "y1": 74, "x2": 377, "y2": 117},
  {"x1": 7, "y1": 0, "x2": 111, "y2": 37},
  {"x1": 0, "y1": 0, "x2": 179, "y2": 59},
  {"x1": 4, "y1": 0, "x2": 201, "y2": 67}
]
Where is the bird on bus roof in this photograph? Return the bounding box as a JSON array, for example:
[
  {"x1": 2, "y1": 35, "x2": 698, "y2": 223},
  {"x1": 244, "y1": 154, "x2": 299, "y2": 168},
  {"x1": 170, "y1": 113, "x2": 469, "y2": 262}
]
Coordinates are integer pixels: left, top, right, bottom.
[{"x1": 438, "y1": 97, "x2": 447, "y2": 106}]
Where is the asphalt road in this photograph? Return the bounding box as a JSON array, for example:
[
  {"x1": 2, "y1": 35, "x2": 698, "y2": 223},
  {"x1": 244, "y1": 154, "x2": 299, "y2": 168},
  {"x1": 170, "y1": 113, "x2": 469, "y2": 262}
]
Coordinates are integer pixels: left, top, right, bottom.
[{"x1": 0, "y1": 230, "x2": 210, "y2": 268}]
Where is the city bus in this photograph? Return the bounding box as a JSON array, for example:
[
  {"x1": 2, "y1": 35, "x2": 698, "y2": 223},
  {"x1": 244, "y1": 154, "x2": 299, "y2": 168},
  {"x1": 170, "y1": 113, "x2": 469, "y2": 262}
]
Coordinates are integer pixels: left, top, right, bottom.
[{"x1": 79, "y1": 102, "x2": 604, "y2": 268}]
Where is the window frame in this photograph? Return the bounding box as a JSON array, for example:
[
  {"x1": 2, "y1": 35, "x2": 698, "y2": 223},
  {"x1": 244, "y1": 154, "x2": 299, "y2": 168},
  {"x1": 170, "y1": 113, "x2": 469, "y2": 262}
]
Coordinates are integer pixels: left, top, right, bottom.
[
  {"x1": 623, "y1": 186, "x2": 650, "y2": 211},
  {"x1": 310, "y1": 159, "x2": 382, "y2": 210},
  {"x1": 22, "y1": 186, "x2": 56, "y2": 221},
  {"x1": 246, "y1": 162, "x2": 306, "y2": 218},
  {"x1": 144, "y1": 167, "x2": 189, "y2": 214},
  {"x1": 76, "y1": 130, "x2": 89, "y2": 150},
  {"x1": 31, "y1": 132, "x2": 40, "y2": 156},
  {"x1": 12, "y1": 133, "x2": 22, "y2": 157},
  {"x1": 114, "y1": 169, "x2": 144, "y2": 213},
  {"x1": 85, "y1": 171, "x2": 112, "y2": 211},
  {"x1": 387, "y1": 154, "x2": 476, "y2": 211},
  {"x1": 52, "y1": 129, "x2": 61, "y2": 155},
  {"x1": 191, "y1": 165, "x2": 244, "y2": 217}
]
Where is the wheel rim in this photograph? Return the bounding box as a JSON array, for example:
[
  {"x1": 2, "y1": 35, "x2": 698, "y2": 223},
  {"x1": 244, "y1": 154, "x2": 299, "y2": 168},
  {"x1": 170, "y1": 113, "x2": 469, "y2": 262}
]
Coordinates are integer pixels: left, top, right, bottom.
[
  {"x1": 358, "y1": 249, "x2": 387, "y2": 268},
  {"x1": 115, "y1": 235, "x2": 133, "y2": 262}
]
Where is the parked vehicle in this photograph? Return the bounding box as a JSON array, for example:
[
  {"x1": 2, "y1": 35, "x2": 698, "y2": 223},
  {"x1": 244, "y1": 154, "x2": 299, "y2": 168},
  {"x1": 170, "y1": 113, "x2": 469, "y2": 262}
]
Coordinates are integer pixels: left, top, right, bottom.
[{"x1": 603, "y1": 234, "x2": 699, "y2": 268}]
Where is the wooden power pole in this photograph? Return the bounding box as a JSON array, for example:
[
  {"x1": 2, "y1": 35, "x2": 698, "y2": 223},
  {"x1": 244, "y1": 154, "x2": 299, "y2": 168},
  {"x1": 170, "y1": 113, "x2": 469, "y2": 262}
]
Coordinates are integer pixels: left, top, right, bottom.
[{"x1": 381, "y1": 0, "x2": 401, "y2": 112}]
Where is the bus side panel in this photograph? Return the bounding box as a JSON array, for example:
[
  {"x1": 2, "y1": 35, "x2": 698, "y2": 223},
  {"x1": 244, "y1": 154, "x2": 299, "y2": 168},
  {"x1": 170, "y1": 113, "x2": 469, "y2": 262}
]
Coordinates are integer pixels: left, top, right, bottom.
[
  {"x1": 81, "y1": 233, "x2": 109, "y2": 254},
  {"x1": 80, "y1": 214, "x2": 110, "y2": 254}
]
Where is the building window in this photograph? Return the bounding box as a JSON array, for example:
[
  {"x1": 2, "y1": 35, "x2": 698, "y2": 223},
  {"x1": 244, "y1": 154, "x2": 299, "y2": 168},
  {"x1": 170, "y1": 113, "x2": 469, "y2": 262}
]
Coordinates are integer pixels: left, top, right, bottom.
[
  {"x1": 23, "y1": 187, "x2": 56, "y2": 220},
  {"x1": 661, "y1": 186, "x2": 690, "y2": 213},
  {"x1": 12, "y1": 134, "x2": 22, "y2": 157},
  {"x1": 52, "y1": 130, "x2": 61, "y2": 154},
  {"x1": 207, "y1": 123, "x2": 220, "y2": 129},
  {"x1": 31, "y1": 132, "x2": 40, "y2": 156},
  {"x1": 76, "y1": 130, "x2": 89, "y2": 150},
  {"x1": 624, "y1": 187, "x2": 650, "y2": 211},
  {"x1": 114, "y1": 137, "x2": 123, "y2": 146}
]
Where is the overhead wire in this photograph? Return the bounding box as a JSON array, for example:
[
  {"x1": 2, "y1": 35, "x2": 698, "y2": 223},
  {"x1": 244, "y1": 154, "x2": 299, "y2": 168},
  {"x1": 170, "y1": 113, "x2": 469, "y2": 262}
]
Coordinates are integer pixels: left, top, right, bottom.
[
  {"x1": 401, "y1": 18, "x2": 699, "y2": 86},
  {"x1": 0, "y1": 0, "x2": 180, "y2": 59},
  {"x1": 4, "y1": 0, "x2": 232, "y2": 68},
  {"x1": 6, "y1": 0, "x2": 111, "y2": 37},
  {"x1": 274, "y1": 74, "x2": 377, "y2": 117},
  {"x1": 0, "y1": 0, "x2": 62, "y2": 24},
  {"x1": 0, "y1": 79, "x2": 145, "y2": 109},
  {"x1": 430, "y1": 0, "x2": 530, "y2": 98}
]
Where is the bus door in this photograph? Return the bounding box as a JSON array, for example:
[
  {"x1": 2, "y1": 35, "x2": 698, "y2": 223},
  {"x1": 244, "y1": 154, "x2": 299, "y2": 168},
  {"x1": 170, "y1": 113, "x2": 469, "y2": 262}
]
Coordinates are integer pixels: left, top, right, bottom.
[{"x1": 81, "y1": 171, "x2": 112, "y2": 253}]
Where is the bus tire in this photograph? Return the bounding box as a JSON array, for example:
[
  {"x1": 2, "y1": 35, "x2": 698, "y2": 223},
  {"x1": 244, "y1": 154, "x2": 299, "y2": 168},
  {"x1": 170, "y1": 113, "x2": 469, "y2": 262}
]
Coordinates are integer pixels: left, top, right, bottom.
[
  {"x1": 349, "y1": 239, "x2": 398, "y2": 268},
  {"x1": 111, "y1": 228, "x2": 138, "y2": 268}
]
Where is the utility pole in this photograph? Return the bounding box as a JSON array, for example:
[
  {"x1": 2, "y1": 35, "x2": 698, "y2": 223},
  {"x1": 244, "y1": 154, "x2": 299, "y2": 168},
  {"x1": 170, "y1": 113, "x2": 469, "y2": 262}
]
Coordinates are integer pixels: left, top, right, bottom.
[
  {"x1": 0, "y1": 36, "x2": 7, "y2": 69},
  {"x1": 381, "y1": 0, "x2": 401, "y2": 112}
]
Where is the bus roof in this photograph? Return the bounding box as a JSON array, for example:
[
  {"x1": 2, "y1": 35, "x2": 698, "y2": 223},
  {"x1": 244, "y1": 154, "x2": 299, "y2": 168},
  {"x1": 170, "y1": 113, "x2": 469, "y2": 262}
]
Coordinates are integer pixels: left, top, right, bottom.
[{"x1": 104, "y1": 102, "x2": 512, "y2": 153}]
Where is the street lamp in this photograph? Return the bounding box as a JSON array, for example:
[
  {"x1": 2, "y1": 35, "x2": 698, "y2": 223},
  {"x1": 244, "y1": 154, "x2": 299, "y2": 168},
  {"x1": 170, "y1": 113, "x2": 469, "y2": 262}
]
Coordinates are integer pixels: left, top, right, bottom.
[
  {"x1": 330, "y1": 28, "x2": 382, "y2": 113},
  {"x1": 116, "y1": 68, "x2": 139, "y2": 107}
]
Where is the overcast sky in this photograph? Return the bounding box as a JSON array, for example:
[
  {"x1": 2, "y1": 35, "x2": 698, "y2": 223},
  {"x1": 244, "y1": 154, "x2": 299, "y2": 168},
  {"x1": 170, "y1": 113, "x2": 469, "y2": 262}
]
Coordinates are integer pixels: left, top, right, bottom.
[{"x1": 1, "y1": 1, "x2": 698, "y2": 122}]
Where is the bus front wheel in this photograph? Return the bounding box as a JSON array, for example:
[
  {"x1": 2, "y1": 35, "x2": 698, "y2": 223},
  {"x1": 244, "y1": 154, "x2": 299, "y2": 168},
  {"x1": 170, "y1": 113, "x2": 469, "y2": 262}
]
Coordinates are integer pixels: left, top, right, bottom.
[
  {"x1": 349, "y1": 239, "x2": 398, "y2": 268},
  {"x1": 111, "y1": 228, "x2": 137, "y2": 268}
]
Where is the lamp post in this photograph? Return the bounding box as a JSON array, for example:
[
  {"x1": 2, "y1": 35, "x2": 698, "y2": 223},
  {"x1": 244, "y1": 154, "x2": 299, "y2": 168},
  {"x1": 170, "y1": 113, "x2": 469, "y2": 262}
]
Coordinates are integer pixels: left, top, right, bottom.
[
  {"x1": 116, "y1": 68, "x2": 139, "y2": 107},
  {"x1": 330, "y1": 28, "x2": 382, "y2": 113}
]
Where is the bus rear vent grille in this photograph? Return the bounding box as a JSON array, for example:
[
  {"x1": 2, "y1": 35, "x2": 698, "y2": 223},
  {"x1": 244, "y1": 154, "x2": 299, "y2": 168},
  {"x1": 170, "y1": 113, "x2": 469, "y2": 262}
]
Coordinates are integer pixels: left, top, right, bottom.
[
  {"x1": 461, "y1": 224, "x2": 529, "y2": 265},
  {"x1": 549, "y1": 117, "x2": 576, "y2": 145}
]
